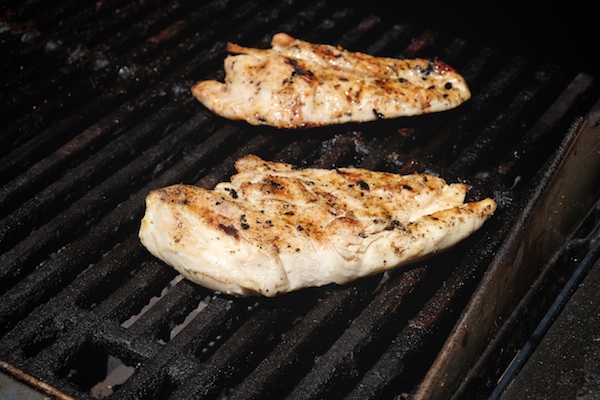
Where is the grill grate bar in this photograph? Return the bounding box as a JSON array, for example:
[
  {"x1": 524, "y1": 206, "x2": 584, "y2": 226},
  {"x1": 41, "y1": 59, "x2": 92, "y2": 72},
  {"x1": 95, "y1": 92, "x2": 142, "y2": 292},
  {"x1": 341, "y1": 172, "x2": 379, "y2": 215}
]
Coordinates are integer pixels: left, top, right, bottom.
[
  {"x1": 1, "y1": 1, "x2": 598, "y2": 399},
  {"x1": 449, "y1": 64, "x2": 564, "y2": 175},
  {"x1": 0, "y1": 0, "x2": 175, "y2": 127},
  {"x1": 346, "y1": 213, "x2": 512, "y2": 399},
  {"x1": 0, "y1": 112, "x2": 234, "y2": 333},
  {"x1": 112, "y1": 295, "x2": 249, "y2": 400},
  {"x1": 0, "y1": 0, "x2": 396, "y2": 380},
  {"x1": 0, "y1": 0, "x2": 276, "y2": 158},
  {"x1": 484, "y1": 72, "x2": 597, "y2": 189},
  {"x1": 1, "y1": 0, "x2": 356, "y2": 296},
  {"x1": 286, "y1": 267, "x2": 427, "y2": 400},
  {"x1": 0, "y1": 94, "x2": 195, "y2": 247},
  {"x1": 0, "y1": 99, "x2": 206, "y2": 289},
  {"x1": 0, "y1": 88, "x2": 169, "y2": 211},
  {"x1": 77, "y1": 19, "x2": 453, "y2": 399},
  {"x1": 343, "y1": 72, "x2": 599, "y2": 399},
  {"x1": 227, "y1": 279, "x2": 381, "y2": 400},
  {"x1": 169, "y1": 307, "x2": 292, "y2": 400}
]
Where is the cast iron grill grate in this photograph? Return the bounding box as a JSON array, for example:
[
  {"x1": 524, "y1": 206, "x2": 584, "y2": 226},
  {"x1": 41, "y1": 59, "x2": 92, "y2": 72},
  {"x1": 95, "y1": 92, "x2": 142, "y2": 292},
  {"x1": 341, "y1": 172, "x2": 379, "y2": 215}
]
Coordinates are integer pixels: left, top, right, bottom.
[{"x1": 0, "y1": 0, "x2": 598, "y2": 399}]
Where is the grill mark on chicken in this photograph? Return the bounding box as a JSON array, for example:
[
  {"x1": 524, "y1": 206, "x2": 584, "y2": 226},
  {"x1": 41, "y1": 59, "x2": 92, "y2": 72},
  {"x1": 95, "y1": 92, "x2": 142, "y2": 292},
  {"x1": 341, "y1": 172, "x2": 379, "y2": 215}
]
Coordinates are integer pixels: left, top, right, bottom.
[
  {"x1": 219, "y1": 223, "x2": 239, "y2": 239},
  {"x1": 139, "y1": 155, "x2": 496, "y2": 297},
  {"x1": 191, "y1": 33, "x2": 471, "y2": 128},
  {"x1": 285, "y1": 58, "x2": 316, "y2": 84}
]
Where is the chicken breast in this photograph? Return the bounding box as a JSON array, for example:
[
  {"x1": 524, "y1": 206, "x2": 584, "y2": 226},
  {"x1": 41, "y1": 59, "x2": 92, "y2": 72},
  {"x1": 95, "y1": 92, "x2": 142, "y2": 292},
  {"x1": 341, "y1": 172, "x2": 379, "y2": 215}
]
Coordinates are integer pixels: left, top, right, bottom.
[
  {"x1": 139, "y1": 155, "x2": 496, "y2": 297},
  {"x1": 191, "y1": 33, "x2": 471, "y2": 128}
]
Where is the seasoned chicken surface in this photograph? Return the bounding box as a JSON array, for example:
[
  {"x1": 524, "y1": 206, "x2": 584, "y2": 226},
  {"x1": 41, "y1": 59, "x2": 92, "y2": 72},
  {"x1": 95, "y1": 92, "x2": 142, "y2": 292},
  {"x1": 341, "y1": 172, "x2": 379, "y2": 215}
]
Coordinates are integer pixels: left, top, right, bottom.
[
  {"x1": 139, "y1": 155, "x2": 496, "y2": 297},
  {"x1": 191, "y1": 33, "x2": 471, "y2": 128}
]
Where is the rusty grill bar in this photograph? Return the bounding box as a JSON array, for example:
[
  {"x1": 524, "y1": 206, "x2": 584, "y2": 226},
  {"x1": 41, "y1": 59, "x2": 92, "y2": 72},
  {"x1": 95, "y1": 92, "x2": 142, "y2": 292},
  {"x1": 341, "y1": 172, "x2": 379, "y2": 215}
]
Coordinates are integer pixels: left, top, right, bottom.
[{"x1": 1, "y1": 0, "x2": 599, "y2": 399}]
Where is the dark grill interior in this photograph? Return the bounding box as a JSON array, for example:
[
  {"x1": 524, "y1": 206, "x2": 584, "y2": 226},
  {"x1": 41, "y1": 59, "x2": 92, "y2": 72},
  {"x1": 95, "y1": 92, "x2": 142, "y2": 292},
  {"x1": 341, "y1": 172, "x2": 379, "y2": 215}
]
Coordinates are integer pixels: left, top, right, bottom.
[{"x1": 1, "y1": 1, "x2": 599, "y2": 399}]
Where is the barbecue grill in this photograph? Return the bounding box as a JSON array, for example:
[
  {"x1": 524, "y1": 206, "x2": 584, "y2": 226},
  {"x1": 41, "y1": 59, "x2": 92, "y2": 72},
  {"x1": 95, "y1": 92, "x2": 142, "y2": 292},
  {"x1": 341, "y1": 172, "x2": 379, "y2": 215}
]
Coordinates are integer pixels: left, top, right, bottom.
[{"x1": 1, "y1": 1, "x2": 599, "y2": 399}]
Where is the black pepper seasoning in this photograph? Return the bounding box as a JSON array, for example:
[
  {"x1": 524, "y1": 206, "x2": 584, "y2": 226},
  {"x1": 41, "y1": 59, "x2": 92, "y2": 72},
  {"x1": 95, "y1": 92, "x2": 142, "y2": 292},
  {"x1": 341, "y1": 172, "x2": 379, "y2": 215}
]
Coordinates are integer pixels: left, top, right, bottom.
[
  {"x1": 225, "y1": 188, "x2": 238, "y2": 199},
  {"x1": 357, "y1": 179, "x2": 370, "y2": 190}
]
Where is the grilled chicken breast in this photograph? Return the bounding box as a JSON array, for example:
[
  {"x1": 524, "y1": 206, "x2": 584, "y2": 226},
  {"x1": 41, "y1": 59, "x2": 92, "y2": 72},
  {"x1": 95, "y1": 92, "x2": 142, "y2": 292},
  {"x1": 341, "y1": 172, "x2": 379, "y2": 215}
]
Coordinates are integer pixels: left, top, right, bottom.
[
  {"x1": 191, "y1": 33, "x2": 471, "y2": 128},
  {"x1": 139, "y1": 155, "x2": 496, "y2": 297}
]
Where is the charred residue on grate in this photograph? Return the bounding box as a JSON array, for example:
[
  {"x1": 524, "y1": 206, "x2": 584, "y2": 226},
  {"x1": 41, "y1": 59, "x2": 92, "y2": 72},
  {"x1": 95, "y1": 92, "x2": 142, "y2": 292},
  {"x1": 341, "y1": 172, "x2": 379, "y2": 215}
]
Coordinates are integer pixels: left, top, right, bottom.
[{"x1": 0, "y1": 0, "x2": 598, "y2": 399}]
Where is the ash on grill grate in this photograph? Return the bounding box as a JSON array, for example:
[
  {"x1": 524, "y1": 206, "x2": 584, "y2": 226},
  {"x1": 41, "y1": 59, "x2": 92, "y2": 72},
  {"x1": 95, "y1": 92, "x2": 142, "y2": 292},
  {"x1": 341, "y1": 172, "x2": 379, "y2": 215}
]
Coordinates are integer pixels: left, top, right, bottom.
[{"x1": 1, "y1": 0, "x2": 599, "y2": 399}]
